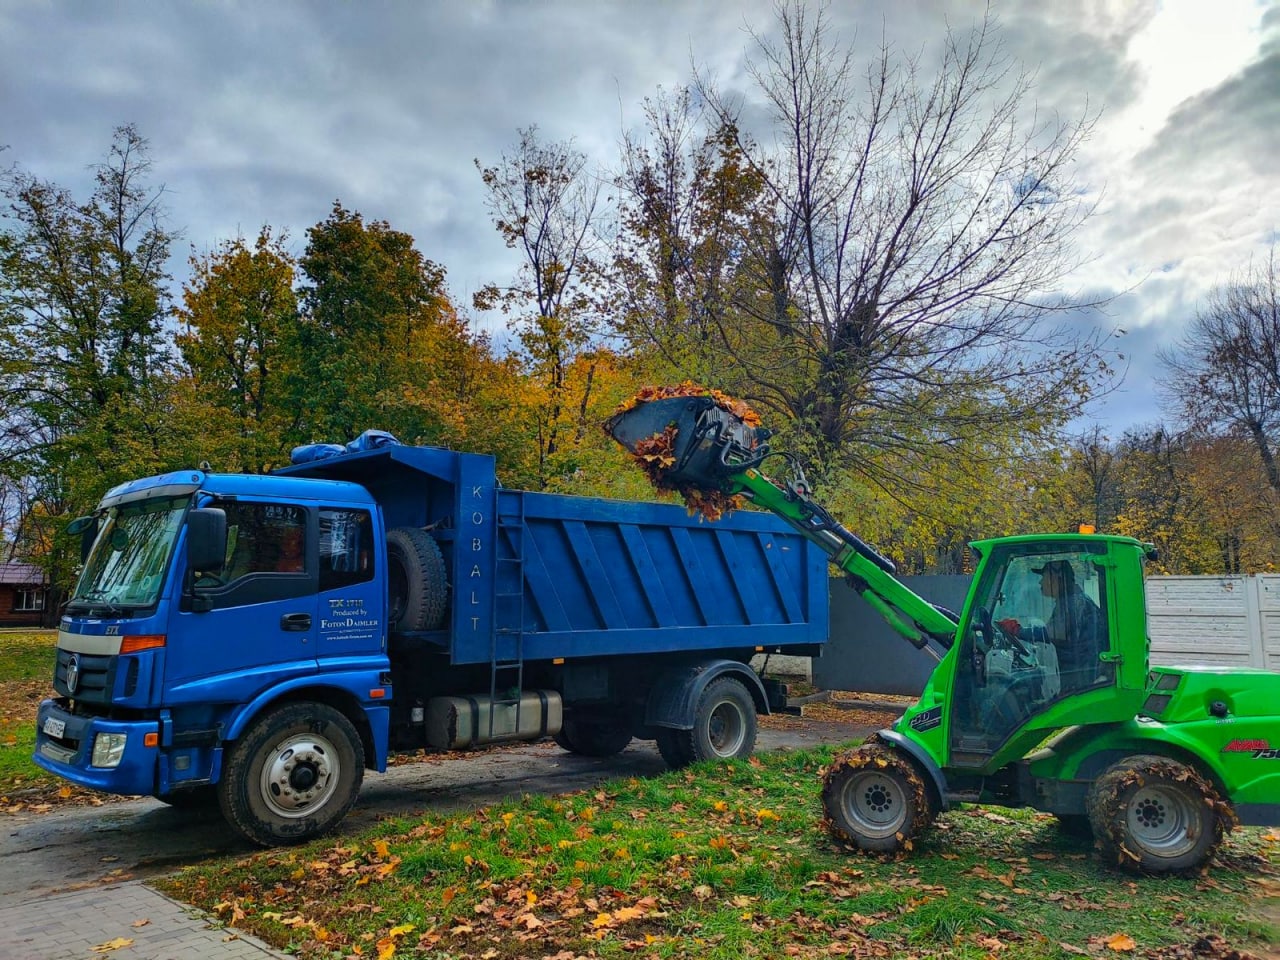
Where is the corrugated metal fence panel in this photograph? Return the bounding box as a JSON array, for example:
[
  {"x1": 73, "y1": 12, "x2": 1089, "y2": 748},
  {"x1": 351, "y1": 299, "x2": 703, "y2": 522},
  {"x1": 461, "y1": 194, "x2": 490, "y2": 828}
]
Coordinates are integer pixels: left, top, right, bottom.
[
  {"x1": 1145, "y1": 576, "x2": 1257, "y2": 668},
  {"x1": 815, "y1": 575, "x2": 971, "y2": 696}
]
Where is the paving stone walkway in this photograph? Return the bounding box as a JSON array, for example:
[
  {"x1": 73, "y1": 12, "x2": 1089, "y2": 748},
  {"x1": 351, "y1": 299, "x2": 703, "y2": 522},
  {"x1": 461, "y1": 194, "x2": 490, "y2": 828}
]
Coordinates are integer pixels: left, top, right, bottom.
[{"x1": 0, "y1": 881, "x2": 288, "y2": 960}]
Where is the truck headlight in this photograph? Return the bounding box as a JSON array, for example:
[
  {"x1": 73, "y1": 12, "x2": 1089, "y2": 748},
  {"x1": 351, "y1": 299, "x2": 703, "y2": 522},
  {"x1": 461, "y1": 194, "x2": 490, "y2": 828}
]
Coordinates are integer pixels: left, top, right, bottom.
[{"x1": 92, "y1": 733, "x2": 128, "y2": 768}]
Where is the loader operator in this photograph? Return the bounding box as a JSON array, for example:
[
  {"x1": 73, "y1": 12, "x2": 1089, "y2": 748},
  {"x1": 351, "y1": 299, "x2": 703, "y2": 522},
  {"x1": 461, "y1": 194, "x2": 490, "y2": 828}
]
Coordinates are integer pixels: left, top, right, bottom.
[
  {"x1": 1032, "y1": 559, "x2": 1105, "y2": 692},
  {"x1": 996, "y1": 558, "x2": 1106, "y2": 695}
]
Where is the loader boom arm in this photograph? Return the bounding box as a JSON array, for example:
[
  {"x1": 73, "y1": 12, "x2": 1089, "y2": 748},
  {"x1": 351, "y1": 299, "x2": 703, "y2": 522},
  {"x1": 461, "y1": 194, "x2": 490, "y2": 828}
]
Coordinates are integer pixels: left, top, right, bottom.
[{"x1": 729, "y1": 469, "x2": 956, "y2": 653}]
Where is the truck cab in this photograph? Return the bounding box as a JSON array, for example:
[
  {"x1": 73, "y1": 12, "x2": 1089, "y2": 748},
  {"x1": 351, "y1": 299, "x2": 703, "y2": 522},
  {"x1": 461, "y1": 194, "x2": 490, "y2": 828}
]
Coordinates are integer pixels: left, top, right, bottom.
[{"x1": 36, "y1": 469, "x2": 390, "y2": 802}]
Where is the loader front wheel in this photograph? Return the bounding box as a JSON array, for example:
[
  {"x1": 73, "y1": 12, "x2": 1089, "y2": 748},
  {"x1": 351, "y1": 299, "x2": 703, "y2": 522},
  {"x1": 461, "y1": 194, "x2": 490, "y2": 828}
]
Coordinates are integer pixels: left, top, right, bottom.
[
  {"x1": 822, "y1": 743, "x2": 935, "y2": 854},
  {"x1": 1086, "y1": 755, "x2": 1229, "y2": 875}
]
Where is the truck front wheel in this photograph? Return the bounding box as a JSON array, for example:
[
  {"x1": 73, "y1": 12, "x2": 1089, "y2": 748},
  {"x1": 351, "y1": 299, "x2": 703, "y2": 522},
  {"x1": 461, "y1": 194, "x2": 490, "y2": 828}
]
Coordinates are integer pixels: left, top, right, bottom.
[
  {"x1": 1086, "y1": 755, "x2": 1228, "y2": 874},
  {"x1": 821, "y1": 742, "x2": 936, "y2": 854},
  {"x1": 219, "y1": 703, "x2": 365, "y2": 847},
  {"x1": 656, "y1": 676, "x2": 758, "y2": 769}
]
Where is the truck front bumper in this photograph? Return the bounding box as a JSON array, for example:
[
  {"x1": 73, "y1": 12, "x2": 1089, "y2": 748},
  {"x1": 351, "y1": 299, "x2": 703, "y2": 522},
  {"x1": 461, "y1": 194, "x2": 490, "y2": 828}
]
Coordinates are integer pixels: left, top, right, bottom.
[{"x1": 33, "y1": 698, "x2": 159, "y2": 796}]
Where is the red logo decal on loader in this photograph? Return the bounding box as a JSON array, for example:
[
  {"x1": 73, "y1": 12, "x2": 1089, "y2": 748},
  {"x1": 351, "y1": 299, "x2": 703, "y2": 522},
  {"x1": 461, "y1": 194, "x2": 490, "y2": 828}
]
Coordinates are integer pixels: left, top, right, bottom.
[{"x1": 1221, "y1": 738, "x2": 1270, "y2": 753}]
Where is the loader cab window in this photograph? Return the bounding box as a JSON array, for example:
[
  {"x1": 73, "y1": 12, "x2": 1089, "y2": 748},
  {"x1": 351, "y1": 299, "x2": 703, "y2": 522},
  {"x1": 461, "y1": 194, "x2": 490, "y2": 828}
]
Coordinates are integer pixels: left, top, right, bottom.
[{"x1": 951, "y1": 547, "x2": 1112, "y2": 755}]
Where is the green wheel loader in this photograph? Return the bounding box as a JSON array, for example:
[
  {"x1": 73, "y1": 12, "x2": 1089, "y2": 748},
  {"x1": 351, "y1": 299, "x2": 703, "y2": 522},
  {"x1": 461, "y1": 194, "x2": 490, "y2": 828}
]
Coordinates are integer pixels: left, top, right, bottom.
[{"x1": 607, "y1": 390, "x2": 1280, "y2": 874}]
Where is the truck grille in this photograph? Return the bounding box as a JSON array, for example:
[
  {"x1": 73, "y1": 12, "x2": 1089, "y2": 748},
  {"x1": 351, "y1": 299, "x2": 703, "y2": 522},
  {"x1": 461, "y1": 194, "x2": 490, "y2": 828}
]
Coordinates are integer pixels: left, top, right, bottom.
[{"x1": 54, "y1": 649, "x2": 115, "y2": 704}]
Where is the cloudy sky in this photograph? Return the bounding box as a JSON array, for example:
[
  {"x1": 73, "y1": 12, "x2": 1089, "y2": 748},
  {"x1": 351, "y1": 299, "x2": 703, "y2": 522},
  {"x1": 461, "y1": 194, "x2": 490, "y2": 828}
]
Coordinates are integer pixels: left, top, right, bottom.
[{"x1": 2, "y1": 0, "x2": 1277, "y2": 433}]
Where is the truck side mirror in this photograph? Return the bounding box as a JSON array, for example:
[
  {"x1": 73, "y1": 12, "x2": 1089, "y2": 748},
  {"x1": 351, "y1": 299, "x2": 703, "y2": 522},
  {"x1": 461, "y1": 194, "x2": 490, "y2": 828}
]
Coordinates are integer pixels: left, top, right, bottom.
[
  {"x1": 187, "y1": 508, "x2": 228, "y2": 576},
  {"x1": 67, "y1": 515, "x2": 98, "y2": 563}
]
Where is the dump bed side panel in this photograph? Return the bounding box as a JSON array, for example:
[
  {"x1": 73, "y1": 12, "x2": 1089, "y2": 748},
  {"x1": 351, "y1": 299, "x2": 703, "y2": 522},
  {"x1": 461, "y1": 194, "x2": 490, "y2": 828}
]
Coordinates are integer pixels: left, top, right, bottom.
[{"x1": 462, "y1": 489, "x2": 828, "y2": 665}]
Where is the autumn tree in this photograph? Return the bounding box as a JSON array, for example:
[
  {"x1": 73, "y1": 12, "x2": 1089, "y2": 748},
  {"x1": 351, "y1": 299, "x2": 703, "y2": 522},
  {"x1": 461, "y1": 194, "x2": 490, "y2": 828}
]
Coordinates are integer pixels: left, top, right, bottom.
[
  {"x1": 1158, "y1": 249, "x2": 1280, "y2": 495},
  {"x1": 175, "y1": 227, "x2": 300, "y2": 472},
  {"x1": 684, "y1": 3, "x2": 1109, "y2": 492},
  {"x1": 610, "y1": 88, "x2": 772, "y2": 395},
  {"x1": 0, "y1": 126, "x2": 176, "y2": 604},
  {"x1": 476, "y1": 128, "x2": 616, "y2": 490},
  {"x1": 293, "y1": 202, "x2": 457, "y2": 443}
]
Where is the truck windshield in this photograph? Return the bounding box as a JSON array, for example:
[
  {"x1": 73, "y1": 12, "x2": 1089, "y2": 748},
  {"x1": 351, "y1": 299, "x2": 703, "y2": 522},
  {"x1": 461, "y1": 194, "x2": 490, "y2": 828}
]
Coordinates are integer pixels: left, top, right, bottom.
[{"x1": 69, "y1": 496, "x2": 190, "y2": 612}]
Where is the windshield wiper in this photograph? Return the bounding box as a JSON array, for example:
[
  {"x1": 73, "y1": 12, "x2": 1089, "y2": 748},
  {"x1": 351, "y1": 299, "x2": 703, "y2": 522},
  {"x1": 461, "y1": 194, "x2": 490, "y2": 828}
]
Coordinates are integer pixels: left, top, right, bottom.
[{"x1": 69, "y1": 590, "x2": 129, "y2": 616}]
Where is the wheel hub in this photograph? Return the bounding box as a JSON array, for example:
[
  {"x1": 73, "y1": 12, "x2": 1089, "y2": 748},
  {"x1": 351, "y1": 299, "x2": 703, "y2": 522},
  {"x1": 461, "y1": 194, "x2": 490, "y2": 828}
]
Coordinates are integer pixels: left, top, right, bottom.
[
  {"x1": 1126, "y1": 784, "x2": 1194, "y2": 854},
  {"x1": 708, "y1": 702, "x2": 745, "y2": 755},
  {"x1": 261, "y1": 736, "x2": 339, "y2": 818},
  {"x1": 838, "y1": 769, "x2": 908, "y2": 839}
]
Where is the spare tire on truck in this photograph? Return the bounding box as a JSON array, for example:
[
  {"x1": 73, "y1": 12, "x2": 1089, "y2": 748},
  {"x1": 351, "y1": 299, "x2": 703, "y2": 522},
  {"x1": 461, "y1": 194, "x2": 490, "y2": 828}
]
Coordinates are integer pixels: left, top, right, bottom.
[{"x1": 387, "y1": 527, "x2": 448, "y2": 632}]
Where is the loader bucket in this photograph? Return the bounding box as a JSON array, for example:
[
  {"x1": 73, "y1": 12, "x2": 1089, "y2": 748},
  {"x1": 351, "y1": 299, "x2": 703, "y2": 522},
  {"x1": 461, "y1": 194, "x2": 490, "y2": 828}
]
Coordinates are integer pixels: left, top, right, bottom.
[{"x1": 604, "y1": 395, "x2": 771, "y2": 489}]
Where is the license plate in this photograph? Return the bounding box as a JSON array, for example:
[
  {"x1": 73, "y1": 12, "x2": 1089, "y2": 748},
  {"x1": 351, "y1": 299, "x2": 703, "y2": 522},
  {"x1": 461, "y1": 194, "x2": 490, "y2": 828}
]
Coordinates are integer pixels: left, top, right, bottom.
[{"x1": 42, "y1": 716, "x2": 66, "y2": 739}]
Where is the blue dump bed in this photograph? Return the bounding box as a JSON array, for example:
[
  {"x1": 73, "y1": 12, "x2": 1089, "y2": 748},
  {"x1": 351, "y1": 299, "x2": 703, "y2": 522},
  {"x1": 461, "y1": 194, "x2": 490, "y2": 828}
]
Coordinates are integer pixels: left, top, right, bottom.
[{"x1": 278, "y1": 443, "x2": 828, "y2": 665}]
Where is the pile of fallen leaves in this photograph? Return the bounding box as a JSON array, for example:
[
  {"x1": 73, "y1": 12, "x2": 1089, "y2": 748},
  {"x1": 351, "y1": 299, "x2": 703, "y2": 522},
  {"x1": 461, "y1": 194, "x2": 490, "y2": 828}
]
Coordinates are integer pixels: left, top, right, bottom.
[{"x1": 610, "y1": 382, "x2": 765, "y2": 521}]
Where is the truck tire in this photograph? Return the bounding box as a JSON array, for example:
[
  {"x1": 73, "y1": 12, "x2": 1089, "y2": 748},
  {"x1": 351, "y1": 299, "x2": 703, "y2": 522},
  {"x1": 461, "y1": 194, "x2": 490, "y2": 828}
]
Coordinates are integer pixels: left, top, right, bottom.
[
  {"x1": 218, "y1": 703, "x2": 365, "y2": 847},
  {"x1": 821, "y1": 742, "x2": 936, "y2": 854},
  {"x1": 387, "y1": 527, "x2": 447, "y2": 632},
  {"x1": 656, "y1": 676, "x2": 758, "y2": 769},
  {"x1": 1086, "y1": 755, "x2": 1228, "y2": 875},
  {"x1": 554, "y1": 717, "x2": 633, "y2": 757}
]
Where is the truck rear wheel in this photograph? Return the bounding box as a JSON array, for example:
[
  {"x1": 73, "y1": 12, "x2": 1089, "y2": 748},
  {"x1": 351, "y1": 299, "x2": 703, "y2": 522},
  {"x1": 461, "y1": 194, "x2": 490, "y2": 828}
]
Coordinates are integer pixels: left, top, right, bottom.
[
  {"x1": 219, "y1": 703, "x2": 364, "y2": 847},
  {"x1": 656, "y1": 676, "x2": 757, "y2": 769},
  {"x1": 1087, "y1": 755, "x2": 1227, "y2": 874},
  {"x1": 554, "y1": 717, "x2": 633, "y2": 757},
  {"x1": 387, "y1": 527, "x2": 447, "y2": 632},
  {"x1": 821, "y1": 742, "x2": 936, "y2": 854}
]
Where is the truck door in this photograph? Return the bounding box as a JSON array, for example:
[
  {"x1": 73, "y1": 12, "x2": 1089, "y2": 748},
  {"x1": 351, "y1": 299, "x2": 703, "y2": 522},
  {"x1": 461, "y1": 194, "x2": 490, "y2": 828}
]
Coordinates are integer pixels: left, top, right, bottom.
[
  {"x1": 948, "y1": 543, "x2": 1117, "y2": 761},
  {"x1": 167, "y1": 501, "x2": 319, "y2": 701}
]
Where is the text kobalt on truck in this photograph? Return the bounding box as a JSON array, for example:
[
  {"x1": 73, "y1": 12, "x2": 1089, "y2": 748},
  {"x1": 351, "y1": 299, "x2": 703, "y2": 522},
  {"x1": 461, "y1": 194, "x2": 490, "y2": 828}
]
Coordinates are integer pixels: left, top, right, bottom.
[{"x1": 35, "y1": 432, "x2": 828, "y2": 846}]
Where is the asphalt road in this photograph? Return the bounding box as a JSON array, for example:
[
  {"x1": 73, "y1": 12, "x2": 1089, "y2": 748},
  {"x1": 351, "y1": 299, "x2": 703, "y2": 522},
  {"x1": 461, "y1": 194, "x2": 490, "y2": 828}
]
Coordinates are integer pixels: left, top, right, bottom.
[{"x1": 0, "y1": 719, "x2": 878, "y2": 905}]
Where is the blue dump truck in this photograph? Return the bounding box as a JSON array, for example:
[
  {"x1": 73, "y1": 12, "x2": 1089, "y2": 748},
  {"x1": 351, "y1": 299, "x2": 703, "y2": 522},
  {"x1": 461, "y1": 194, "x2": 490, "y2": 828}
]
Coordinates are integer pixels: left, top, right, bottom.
[{"x1": 34, "y1": 434, "x2": 828, "y2": 845}]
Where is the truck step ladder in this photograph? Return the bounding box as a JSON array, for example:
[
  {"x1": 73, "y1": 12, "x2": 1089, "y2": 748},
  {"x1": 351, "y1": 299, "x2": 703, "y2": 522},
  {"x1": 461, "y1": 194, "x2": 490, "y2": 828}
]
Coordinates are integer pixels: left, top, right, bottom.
[{"x1": 491, "y1": 495, "x2": 526, "y2": 738}]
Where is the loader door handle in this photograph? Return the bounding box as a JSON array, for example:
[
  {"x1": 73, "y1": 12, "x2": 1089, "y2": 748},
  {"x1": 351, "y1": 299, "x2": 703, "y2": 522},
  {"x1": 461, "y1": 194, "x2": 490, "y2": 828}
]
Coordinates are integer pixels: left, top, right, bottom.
[{"x1": 280, "y1": 612, "x2": 312, "y2": 632}]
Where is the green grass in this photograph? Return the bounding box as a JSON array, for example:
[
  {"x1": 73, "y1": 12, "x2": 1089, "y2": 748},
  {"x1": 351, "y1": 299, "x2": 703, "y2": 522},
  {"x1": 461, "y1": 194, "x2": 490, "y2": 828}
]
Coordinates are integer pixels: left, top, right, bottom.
[
  {"x1": 156, "y1": 746, "x2": 1280, "y2": 960},
  {"x1": 0, "y1": 630, "x2": 58, "y2": 791}
]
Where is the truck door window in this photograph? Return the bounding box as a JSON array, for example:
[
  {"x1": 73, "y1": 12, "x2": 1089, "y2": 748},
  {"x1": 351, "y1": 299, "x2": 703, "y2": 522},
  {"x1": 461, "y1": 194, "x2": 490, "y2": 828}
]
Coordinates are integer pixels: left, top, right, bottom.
[
  {"x1": 218, "y1": 504, "x2": 308, "y2": 581},
  {"x1": 319, "y1": 508, "x2": 375, "y2": 591}
]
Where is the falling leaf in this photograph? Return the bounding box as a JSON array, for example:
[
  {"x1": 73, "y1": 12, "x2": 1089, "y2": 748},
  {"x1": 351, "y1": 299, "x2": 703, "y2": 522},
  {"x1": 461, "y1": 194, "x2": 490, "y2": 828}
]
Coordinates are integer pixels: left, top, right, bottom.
[
  {"x1": 373, "y1": 839, "x2": 391, "y2": 860},
  {"x1": 58, "y1": 785, "x2": 72, "y2": 799},
  {"x1": 1105, "y1": 933, "x2": 1137, "y2": 952},
  {"x1": 756, "y1": 809, "x2": 779, "y2": 822},
  {"x1": 376, "y1": 937, "x2": 396, "y2": 960},
  {"x1": 388, "y1": 923, "x2": 415, "y2": 938}
]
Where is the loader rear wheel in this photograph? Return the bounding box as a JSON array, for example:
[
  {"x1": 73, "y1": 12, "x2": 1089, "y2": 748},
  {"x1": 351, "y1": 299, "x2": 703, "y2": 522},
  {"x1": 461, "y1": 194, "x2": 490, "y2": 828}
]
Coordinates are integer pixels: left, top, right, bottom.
[
  {"x1": 219, "y1": 703, "x2": 364, "y2": 847},
  {"x1": 555, "y1": 717, "x2": 633, "y2": 757},
  {"x1": 821, "y1": 743, "x2": 936, "y2": 854},
  {"x1": 387, "y1": 527, "x2": 447, "y2": 632},
  {"x1": 1086, "y1": 755, "x2": 1228, "y2": 875},
  {"x1": 656, "y1": 677, "x2": 758, "y2": 769}
]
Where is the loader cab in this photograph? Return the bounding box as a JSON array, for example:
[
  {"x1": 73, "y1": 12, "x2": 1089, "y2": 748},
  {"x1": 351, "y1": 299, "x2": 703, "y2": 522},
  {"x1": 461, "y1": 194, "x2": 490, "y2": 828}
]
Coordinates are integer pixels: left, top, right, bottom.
[{"x1": 947, "y1": 537, "x2": 1118, "y2": 765}]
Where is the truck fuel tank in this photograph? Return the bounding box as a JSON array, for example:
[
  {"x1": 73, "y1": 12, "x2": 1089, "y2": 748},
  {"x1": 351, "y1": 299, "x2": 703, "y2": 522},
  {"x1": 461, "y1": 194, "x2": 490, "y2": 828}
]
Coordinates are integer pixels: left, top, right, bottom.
[{"x1": 425, "y1": 691, "x2": 564, "y2": 750}]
